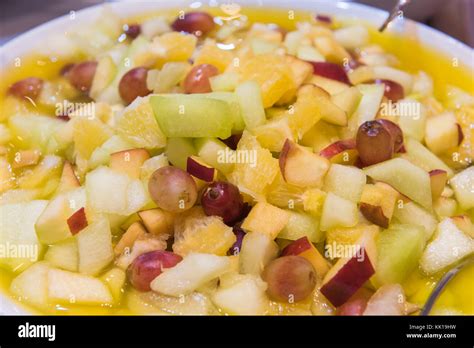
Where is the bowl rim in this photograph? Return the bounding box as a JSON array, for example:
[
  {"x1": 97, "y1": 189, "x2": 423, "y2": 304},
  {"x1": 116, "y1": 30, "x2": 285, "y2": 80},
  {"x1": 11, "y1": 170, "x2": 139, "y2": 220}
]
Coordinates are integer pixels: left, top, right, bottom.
[{"x1": 0, "y1": 0, "x2": 472, "y2": 315}]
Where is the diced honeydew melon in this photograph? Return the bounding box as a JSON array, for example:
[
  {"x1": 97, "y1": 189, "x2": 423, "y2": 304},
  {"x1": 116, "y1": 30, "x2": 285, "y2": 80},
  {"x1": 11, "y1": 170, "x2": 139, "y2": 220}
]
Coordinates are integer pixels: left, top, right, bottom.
[
  {"x1": 364, "y1": 158, "x2": 432, "y2": 210},
  {"x1": 210, "y1": 72, "x2": 240, "y2": 92},
  {"x1": 150, "y1": 253, "x2": 231, "y2": 297},
  {"x1": 47, "y1": 268, "x2": 113, "y2": 305},
  {"x1": 235, "y1": 81, "x2": 266, "y2": 130},
  {"x1": 147, "y1": 62, "x2": 191, "y2": 93},
  {"x1": 393, "y1": 202, "x2": 438, "y2": 242},
  {"x1": 334, "y1": 25, "x2": 369, "y2": 50},
  {"x1": 396, "y1": 99, "x2": 426, "y2": 141},
  {"x1": 194, "y1": 138, "x2": 235, "y2": 174},
  {"x1": 44, "y1": 239, "x2": 79, "y2": 272},
  {"x1": 151, "y1": 94, "x2": 235, "y2": 138},
  {"x1": 402, "y1": 137, "x2": 453, "y2": 177},
  {"x1": 449, "y1": 167, "x2": 474, "y2": 210},
  {"x1": 165, "y1": 137, "x2": 196, "y2": 170},
  {"x1": 324, "y1": 164, "x2": 366, "y2": 203},
  {"x1": 374, "y1": 224, "x2": 425, "y2": 286},
  {"x1": 35, "y1": 188, "x2": 87, "y2": 244},
  {"x1": 88, "y1": 135, "x2": 133, "y2": 169},
  {"x1": 8, "y1": 114, "x2": 64, "y2": 153},
  {"x1": 353, "y1": 84, "x2": 385, "y2": 125},
  {"x1": 76, "y1": 216, "x2": 114, "y2": 276},
  {"x1": 320, "y1": 192, "x2": 358, "y2": 231},
  {"x1": 10, "y1": 261, "x2": 51, "y2": 309},
  {"x1": 296, "y1": 45, "x2": 325, "y2": 62},
  {"x1": 203, "y1": 92, "x2": 245, "y2": 132},
  {"x1": 90, "y1": 55, "x2": 117, "y2": 100},
  {"x1": 212, "y1": 273, "x2": 268, "y2": 315},
  {"x1": 86, "y1": 166, "x2": 147, "y2": 216},
  {"x1": 239, "y1": 231, "x2": 279, "y2": 276},
  {"x1": 420, "y1": 218, "x2": 474, "y2": 275},
  {"x1": 0, "y1": 200, "x2": 47, "y2": 272},
  {"x1": 278, "y1": 210, "x2": 322, "y2": 243}
]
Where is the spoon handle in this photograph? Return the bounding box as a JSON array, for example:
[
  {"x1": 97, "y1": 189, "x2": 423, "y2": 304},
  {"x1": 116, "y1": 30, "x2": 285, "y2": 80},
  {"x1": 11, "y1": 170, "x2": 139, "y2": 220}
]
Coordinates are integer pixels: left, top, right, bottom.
[{"x1": 379, "y1": 0, "x2": 412, "y2": 32}]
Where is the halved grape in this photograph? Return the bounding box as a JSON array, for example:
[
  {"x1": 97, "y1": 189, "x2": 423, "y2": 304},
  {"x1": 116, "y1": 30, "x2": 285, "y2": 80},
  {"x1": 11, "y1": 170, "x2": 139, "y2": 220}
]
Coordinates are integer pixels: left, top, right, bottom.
[
  {"x1": 68, "y1": 61, "x2": 98, "y2": 93},
  {"x1": 119, "y1": 67, "x2": 151, "y2": 105},
  {"x1": 8, "y1": 77, "x2": 43, "y2": 100},
  {"x1": 171, "y1": 12, "x2": 215, "y2": 36},
  {"x1": 184, "y1": 64, "x2": 219, "y2": 94}
]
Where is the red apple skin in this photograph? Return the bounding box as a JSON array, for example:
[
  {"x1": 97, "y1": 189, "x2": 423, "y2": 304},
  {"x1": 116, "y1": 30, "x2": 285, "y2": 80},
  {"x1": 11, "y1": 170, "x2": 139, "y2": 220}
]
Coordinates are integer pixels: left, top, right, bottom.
[
  {"x1": 359, "y1": 203, "x2": 389, "y2": 229},
  {"x1": 281, "y1": 236, "x2": 312, "y2": 256},
  {"x1": 220, "y1": 133, "x2": 242, "y2": 150},
  {"x1": 308, "y1": 62, "x2": 351, "y2": 85},
  {"x1": 374, "y1": 79, "x2": 404, "y2": 102},
  {"x1": 186, "y1": 156, "x2": 216, "y2": 182},
  {"x1": 279, "y1": 139, "x2": 292, "y2": 180},
  {"x1": 336, "y1": 287, "x2": 373, "y2": 315},
  {"x1": 319, "y1": 139, "x2": 356, "y2": 159},
  {"x1": 429, "y1": 169, "x2": 448, "y2": 200},
  {"x1": 320, "y1": 248, "x2": 375, "y2": 307},
  {"x1": 67, "y1": 207, "x2": 88, "y2": 235},
  {"x1": 456, "y1": 124, "x2": 464, "y2": 145}
]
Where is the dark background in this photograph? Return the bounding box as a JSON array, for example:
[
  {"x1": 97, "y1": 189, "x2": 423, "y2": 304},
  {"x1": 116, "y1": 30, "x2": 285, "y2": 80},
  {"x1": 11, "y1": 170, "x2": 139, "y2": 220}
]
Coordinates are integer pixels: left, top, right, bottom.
[{"x1": 0, "y1": 0, "x2": 473, "y2": 46}]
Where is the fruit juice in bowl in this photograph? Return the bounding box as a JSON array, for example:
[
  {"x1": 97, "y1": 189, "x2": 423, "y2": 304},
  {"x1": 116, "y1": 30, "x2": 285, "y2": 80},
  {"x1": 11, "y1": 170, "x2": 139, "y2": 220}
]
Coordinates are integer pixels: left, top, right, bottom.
[{"x1": 0, "y1": 0, "x2": 473, "y2": 316}]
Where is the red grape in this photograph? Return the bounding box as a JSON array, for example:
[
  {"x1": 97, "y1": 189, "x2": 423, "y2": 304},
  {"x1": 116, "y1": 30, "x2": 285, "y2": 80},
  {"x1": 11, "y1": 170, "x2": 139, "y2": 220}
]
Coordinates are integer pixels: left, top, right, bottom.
[
  {"x1": 263, "y1": 256, "x2": 317, "y2": 302},
  {"x1": 67, "y1": 61, "x2": 98, "y2": 93},
  {"x1": 220, "y1": 133, "x2": 242, "y2": 150},
  {"x1": 374, "y1": 79, "x2": 404, "y2": 102},
  {"x1": 124, "y1": 24, "x2": 141, "y2": 39},
  {"x1": 127, "y1": 250, "x2": 182, "y2": 291},
  {"x1": 377, "y1": 119, "x2": 404, "y2": 152},
  {"x1": 119, "y1": 67, "x2": 151, "y2": 105},
  {"x1": 171, "y1": 12, "x2": 215, "y2": 36},
  {"x1": 148, "y1": 166, "x2": 198, "y2": 213},
  {"x1": 183, "y1": 64, "x2": 219, "y2": 94},
  {"x1": 8, "y1": 77, "x2": 43, "y2": 100},
  {"x1": 201, "y1": 181, "x2": 244, "y2": 225}
]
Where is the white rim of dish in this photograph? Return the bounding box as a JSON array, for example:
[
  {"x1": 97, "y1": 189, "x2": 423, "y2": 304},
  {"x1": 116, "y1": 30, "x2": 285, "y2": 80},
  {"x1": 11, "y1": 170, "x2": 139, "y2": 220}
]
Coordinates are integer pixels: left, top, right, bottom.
[{"x1": 0, "y1": 0, "x2": 472, "y2": 315}]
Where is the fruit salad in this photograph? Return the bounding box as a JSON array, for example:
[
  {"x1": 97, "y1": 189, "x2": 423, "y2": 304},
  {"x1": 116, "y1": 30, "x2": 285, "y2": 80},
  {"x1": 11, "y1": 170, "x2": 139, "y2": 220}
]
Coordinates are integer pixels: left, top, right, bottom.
[{"x1": 1, "y1": 6, "x2": 473, "y2": 316}]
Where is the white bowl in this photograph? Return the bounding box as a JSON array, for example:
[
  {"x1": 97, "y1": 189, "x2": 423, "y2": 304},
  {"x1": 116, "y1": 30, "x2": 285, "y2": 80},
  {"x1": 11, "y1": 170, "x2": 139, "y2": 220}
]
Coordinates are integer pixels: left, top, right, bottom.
[{"x1": 1, "y1": 0, "x2": 472, "y2": 315}]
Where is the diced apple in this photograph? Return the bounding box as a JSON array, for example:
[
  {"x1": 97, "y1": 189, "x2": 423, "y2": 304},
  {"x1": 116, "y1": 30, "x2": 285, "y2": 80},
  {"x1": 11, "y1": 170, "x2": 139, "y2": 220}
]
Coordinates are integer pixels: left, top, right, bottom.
[
  {"x1": 115, "y1": 235, "x2": 166, "y2": 270},
  {"x1": 278, "y1": 210, "x2": 323, "y2": 243},
  {"x1": 330, "y1": 86, "x2": 362, "y2": 118},
  {"x1": 451, "y1": 215, "x2": 474, "y2": 238},
  {"x1": 18, "y1": 155, "x2": 63, "y2": 191},
  {"x1": 319, "y1": 139, "x2": 358, "y2": 165},
  {"x1": 306, "y1": 75, "x2": 349, "y2": 95},
  {"x1": 194, "y1": 137, "x2": 234, "y2": 174},
  {"x1": 433, "y1": 197, "x2": 457, "y2": 219},
  {"x1": 56, "y1": 161, "x2": 80, "y2": 194},
  {"x1": 86, "y1": 166, "x2": 147, "y2": 216},
  {"x1": 320, "y1": 192, "x2": 359, "y2": 231},
  {"x1": 76, "y1": 217, "x2": 114, "y2": 276},
  {"x1": 10, "y1": 261, "x2": 51, "y2": 309},
  {"x1": 429, "y1": 169, "x2": 448, "y2": 201},
  {"x1": 12, "y1": 149, "x2": 41, "y2": 169},
  {"x1": 392, "y1": 201, "x2": 437, "y2": 241},
  {"x1": 284, "y1": 55, "x2": 314, "y2": 87},
  {"x1": 44, "y1": 239, "x2": 78, "y2": 272},
  {"x1": 212, "y1": 273, "x2": 268, "y2": 315},
  {"x1": 281, "y1": 236, "x2": 330, "y2": 276},
  {"x1": 372, "y1": 66, "x2": 413, "y2": 94},
  {"x1": 241, "y1": 202, "x2": 290, "y2": 240},
  {"x1": 101, "y1": 267, "x2": 126, "y2": 303},
  {"x1": 47, "y1": 268, "x2": 113, "y2": 305},
  {"x1": 313, "y1": 37, "x2": 351, "y2": 64},
  {"x1": 363, "y1": 284, "x2": 409, "y2": 315},
  {"x1": 359, "y1": 183, "x2": 398, "y2": 228},
  {"x1": 449, "y1": 166, "x2": 474, "y2": 210},
  {"x1": 334, "y1": 25, "x2": 369, "y2": 50},
  {"x1": 186, "y1": 156, "x2": 217, "y2": 182},
  {"x1": 310, "y1": 85, "x2": 348, "y2": 126},
  {"x1": 420, "y1": 218, "x2": 474, "y2": 275},
  {"x1": 279, "y1": 139, "x2": 330, "y2": 188},
  {"x1": 320, "y1": 228, "x2": 377, "y2": 307},
  {"x1": 239, "y1": 231, "x2": 279, "y2": 276},
  {"x1": 114, "y1": 221, "x2": 147, "y2": 256},
  {"x1": 364, "y1": 158, "x2": 432, "y2": 210},
  {"x1": 138, "y1": 208, "x2": 174, "y2": 236},
  {"x1": 324, "y1": 164, "x2": 366, "y2": 202},
  {"x1": 109, "y1": 148, "x2": 150, "y2": 179},
  {"x1": 35, "y1": 188, "x2": 87, "y2": 244},
  {"x1": 373, "y1": 224, "x2": 425, "y2": 286},
  {"x1": 0, "y1": 200, "x2": 47, "y2": 272},
  {"x1": 150, "y1": 253, "x2": 231, "y2": 297},
  {"x1": 425, "y1": 112, "x2": 459, "y2": 154},
  {"x1": 287, "y1": 84, "x2": 326, "y2": 137},
  {"x1": 353, "y1": 84, "x2": 385, "y2": 125}
]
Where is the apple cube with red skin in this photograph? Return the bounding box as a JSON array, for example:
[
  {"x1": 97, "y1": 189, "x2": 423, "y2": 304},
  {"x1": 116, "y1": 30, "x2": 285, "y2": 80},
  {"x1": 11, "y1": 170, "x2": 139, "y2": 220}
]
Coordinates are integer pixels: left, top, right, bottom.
[
  {"x1": 359, "y1": 182, "x2": 398, "y2": 228},
  {"x1": 309, "y1": 85, "x2": 348, "y2": 126},
  {"x1": 138, "y1": 208, "x2": 174, "y2": 236},
  {"x1": 56, "y1": 161, "x2": 80, "y2": 193},
  {"x1": 319, "y1": 139, "x2": 358, "y2": 165},
  {"x1": 429, "y1": 169, "x2": 447, "y2": 201},
  {"x1": 279, "y1": 139, "x2": 330, "y2": 188},
  {"x1": 186, "y1": 156, "x2": 217, "y2": 182},
  {"x1": 109, "y1": 148, "x2": 150, "y2": 179},
  {"x1": 336, "y1": 287, "x2": 373, "y2": 316},
  {"x1": 67, "y1": 207, "x2": 88, "y2": 235},
  {"x1": 114, "y1": 221, "x2": 147, "y2": 256},
  {"x1": 281, "y1": 236, "x2": 330, "y2": 277},
  {"x1": 320, "y1": 228, "x2": 377, "y2": 307}
]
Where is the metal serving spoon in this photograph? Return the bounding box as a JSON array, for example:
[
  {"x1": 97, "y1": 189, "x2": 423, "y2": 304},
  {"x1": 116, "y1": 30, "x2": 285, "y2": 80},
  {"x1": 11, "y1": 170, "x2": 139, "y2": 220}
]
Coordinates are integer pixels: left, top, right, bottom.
[
  {"x1": 420, "y1": 256, "x2": 474, "y2": 315},
  {"x1": 379, "y1": 0, "x2": 412, "y2": 32}
]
